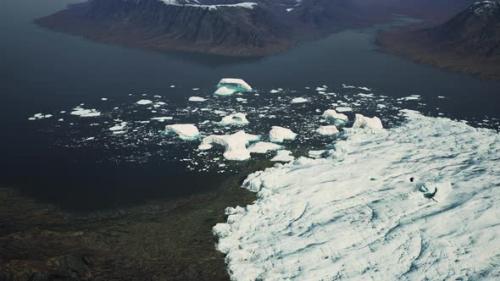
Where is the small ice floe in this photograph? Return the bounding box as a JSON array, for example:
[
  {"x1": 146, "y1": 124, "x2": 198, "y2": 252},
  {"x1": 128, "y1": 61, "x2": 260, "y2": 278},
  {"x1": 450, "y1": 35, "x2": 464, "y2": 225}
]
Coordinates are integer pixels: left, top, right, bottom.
[
  {"x1": 270, "y1": 88, "x2": 283, "y2": 94},
  {"x1": 101, "y1": 97, "x2": 108, "y2": 101},
  {"x1": 322, "y1": 109, "x2": 349, "y2": 125},
  {"x1": 399, "y1": 94, "x2": 421, "y2": 101},
  {"x1": 352, "y1": 114, "x2": 383, "y2": 129},
  {"x1": 316, "y1": 86, "x2": 327, "y2": 92},
  {"x1": 271, "y1": 150, "x2": 294, "y2": 162},
  {"x1": 218, "y1": 113, "x2": 249, "y2": 127},
  {"x1": 316, "y1": 125, "x2": 339, "y2": 136},
  {"x1": 438, "y1": 96, "x2": 446, "y2": 99},
  {"x1": 336, "y1": 106, "x2": 352, "y2": 113},
  {"x1": 269, "y1": 126, "x2": 297, "y2": 143},
  {"x1": 70, "y1": 106, "x2": 101, "y2": 117},
  {"x1": 109, "y1": 122, "x2": 127, "y2": 132},
  {"x1": 170, "y1": 84, "x2": 176, "y2": 88},
  {"x1": 165, "y1": 124, "x2": 200, "y2": 140},
  {"x1": 214, "y1": 78, "x2": 253, "y2": 96},
  {"x1": 290, "y1": 97, "x2": 308, "y2": 104},
  {"x1": 28, "y1": 113, "x2": 53, "y2": 120},
  {"x1": 248, "y1": 142, "x2": 282, "y2": 154},
  {"x1": 192, "y1": 88, "x2": 200, "y2": 91},
  {"x1": 236, "y1": 97, "x2": 247, "y2": 103},
  {"x1": 188, "y1": 96, "x2": 207, "y2": 102},
  {"x1": 342, "y1": 83, "x2": 357, "y2": 89},
  {"x1": 308, "y1": 150, "x2": 326, "y2": 159},
  {"x1": 150, "y1": 116, "x2": 173, "y2": 122},
  {"x1": 136, "y1": 99, "x2": 153, "y2": 105},
  {"x1": 198, "y1": 131, "x2": 259, "y2": 161}
]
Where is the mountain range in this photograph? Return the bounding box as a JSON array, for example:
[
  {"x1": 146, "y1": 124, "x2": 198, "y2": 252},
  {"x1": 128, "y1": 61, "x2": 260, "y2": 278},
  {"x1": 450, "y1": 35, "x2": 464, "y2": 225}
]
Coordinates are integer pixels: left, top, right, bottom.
[{"x1": 37, "y1": 0, "x2": 474, "y2": 56}]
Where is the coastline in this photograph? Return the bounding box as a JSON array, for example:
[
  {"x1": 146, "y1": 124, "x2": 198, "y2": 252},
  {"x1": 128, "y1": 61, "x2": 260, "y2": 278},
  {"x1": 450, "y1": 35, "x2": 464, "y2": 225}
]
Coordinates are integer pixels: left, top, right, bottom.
[
  {"x1": 375, "y1": 28, "x2": 500, "y2": 81},
  {"x1": 0, "y1": 161, "x2": 272, "y2": 281}
]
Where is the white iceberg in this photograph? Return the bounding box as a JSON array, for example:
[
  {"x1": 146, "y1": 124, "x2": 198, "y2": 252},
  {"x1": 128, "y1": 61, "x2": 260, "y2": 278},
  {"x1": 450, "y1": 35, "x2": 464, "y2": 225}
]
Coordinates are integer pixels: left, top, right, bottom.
[
  {"x1": 165, "y1": 124, "x2": 200, "y2": 140},
  {"x1": 218, "y1": 113, "x2": 249, "y2": 127},
  {"x1": 352, "y1": 114, "x2": 383, "y2": 129},
  {"x1": 316, "y1": 125, "x2": 339, "y2": 136},
  {"x1": 269, "y1": 126, "x2": 297, "y2": 143},
  {"x1": 248, "y1": 142, "x2": 282, "y2": 154},
  {"x1": 109, "y1": 122, "x2": 127, "y2": 132},
  {"x1": 136, "y1": 99, "x2": 153, "y2": 105},
  {"x1": 70, "y1": 106, "x2": 101, "y2": 118},
  {"x1": 322, "y1": 109, "x2": 349, "y2": 124},
  {"x1": 270, "y1": 150, "x2": 294, "y2": 162},
  {"x1": 214, "y1": 110, "x2": 500, "y2": 281},
  {"x1": 214, "y1": 78, "x2": 253, "y2": 96},
  {"x1": 188, "y1": 96, "x2": 207, "y2": 102},
  {"x1": 198, "y1": 130, "x2": 259, "y2": 161},
  {"x1": 290, "y1": 97, "x2": 308, "y2": 104}
]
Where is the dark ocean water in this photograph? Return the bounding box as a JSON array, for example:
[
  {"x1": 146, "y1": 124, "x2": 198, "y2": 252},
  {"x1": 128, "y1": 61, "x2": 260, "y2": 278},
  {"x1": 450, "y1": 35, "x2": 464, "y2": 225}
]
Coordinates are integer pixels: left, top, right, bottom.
[{"x1": 1, "y1": 0, "x2": 499, "y2": 211}]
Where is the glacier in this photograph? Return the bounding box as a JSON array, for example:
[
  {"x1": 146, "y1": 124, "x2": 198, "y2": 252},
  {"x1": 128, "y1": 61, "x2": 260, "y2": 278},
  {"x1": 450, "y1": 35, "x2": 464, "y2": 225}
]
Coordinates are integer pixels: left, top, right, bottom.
[{"x1": 213, "y1": 110, "x2": 500, "y2": 281}]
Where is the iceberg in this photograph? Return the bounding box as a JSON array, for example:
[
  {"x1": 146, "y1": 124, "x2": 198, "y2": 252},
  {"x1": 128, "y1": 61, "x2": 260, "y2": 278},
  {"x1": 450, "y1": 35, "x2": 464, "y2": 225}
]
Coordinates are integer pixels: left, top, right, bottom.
[
  {"x1": 214, "y1": 78, "x2": 253, "y2": 96},
  {"x1": 198, "y1": 131, "x2": 259, "y2": 161},
  {"x1": 316, "y1": 125, "x2": 339, "y2": 136},
  {"x1": 248, "y1": 142, "x2": 282, "y2": 154},
  {"x1": 352, "y1": 114, "x2": 383, "y2": 129},
  {"x1": 218, "y1": 113, "x2": 249, "y2": 127},
  {"x1": 214, "y1": 110, "x2": 500, "y2": 281},
  {"x1": 109, "y1": 122, "x2": 127, "y2": 132},
  {"x1": 70, "y1": 106, "x2": 101, "y2": 118},
  {"x1": 290, "y1": 97, "x2": 308, "y2": 104},
  {"x1": 322, "y1": 109, "x2": 349, "y2": 125},
  {"x1": 165, "y1": 124, "x2": 200, "y2": 140},
  {"x1": 269, "y1": 126, "x2": 297, "y2": 143},
  {"x1": 188, "y1": 96, "x2": 207, "y2": 102},
  {"x1": 28, "y1": 113, "x2": 53, "y2": 120},
  {"x1": 270, "y1": 150, "x2": 294, "y2": 162},
  {"x1": 136, "y1": 99, "x2": 153, "y2": 105}
]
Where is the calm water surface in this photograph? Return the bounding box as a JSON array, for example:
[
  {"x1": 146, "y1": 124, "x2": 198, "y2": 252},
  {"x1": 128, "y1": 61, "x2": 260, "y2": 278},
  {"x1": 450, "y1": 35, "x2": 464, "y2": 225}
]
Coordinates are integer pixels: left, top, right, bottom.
[{"x1": 1, "y1": 0, "x2": 499, "y2": 211}]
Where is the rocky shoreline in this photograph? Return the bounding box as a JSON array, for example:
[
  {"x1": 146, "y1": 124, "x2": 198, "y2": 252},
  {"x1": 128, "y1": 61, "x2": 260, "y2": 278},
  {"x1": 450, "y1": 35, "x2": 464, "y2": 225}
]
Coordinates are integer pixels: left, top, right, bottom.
[{"x1": 0, "y1": 162, "x2": 271, "y2": 281}]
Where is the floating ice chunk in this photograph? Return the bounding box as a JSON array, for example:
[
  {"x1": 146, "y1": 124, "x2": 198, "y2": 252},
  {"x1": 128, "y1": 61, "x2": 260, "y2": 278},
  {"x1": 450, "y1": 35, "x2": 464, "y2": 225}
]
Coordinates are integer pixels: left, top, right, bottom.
[
  {"x1": 214, "y1": 78, "x2": 253, "y2": 96},
  {"x1": 109, "y1": 122, "x2": 127, "y2": 132},
  {"x1": 271, "y1": 150, "x2": 294, "y2": 162},
  {"x1": 316, "y1": 125, "x2": 339, "y2": 136},
  {"x1": 270, "y1": 88, "x2": 283, "y2": 94},
  {"x1": 70, "y1": 106, "x2": 101, "y2": 118},
  {"x1": 352, "y1": 114, "x2": 383, "y2": 129},
  {"x1": 236, "y1": 97, "x2": 247, "y2": 103},
  {"x1": 291, "y1": 97, "x2": 308, "y2": 104},
  {"x1": 136, "y1": 99, "x2": 153, "y2": 105},
  {"x1": 308, "y1": 150, "x2": 326, "y2": 159},
  {"x1": 248, "y1": 142, "x2": 282, "y2": 154},
  {"x1": 358, "y1": 86, "x2": 371, "y2": 91},
  {"x1": 214, "y1": 86, "x2": 238, "y2": 96},
  {"x1": 28, "y1": 113, "x2": 53, "y2": 120},
  {"x1": 198, "y1": 131, "x2": 259, "y2": 161},
  {"x1": 188, "y1": 96, "x2": 207, "y2": 102},
  {"x1": 336, "y1": 106, "x2": 352, "y2": 113},
  {"x1": 269, "y1": 126, "x2": 297, "y2": 143},
  {"x1": 150, "y1": 116, "x2": 173, "y2": 122},
  {"x1": 165, "y1": 124, "x2": 200, "y2": 140},
  {"x1": 218, "y1": 113, "x2": 249, "y2": 127},
  {"x1": 399, "y1": 94, "x2": 421, "y2": 101},
  {"x1": 322, "y1": 109, "x2": 349, "y2": 124}
]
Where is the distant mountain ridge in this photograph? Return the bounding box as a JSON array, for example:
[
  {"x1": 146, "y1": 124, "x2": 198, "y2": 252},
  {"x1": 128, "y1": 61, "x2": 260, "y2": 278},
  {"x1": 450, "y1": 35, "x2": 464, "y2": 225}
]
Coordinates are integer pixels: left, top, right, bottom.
[
  {"x1": 37, "y1": 0, "x2": 476, "y2": 56},
  {"x1": 377, "y1": 0, "x2": 500, "y2": 80}
]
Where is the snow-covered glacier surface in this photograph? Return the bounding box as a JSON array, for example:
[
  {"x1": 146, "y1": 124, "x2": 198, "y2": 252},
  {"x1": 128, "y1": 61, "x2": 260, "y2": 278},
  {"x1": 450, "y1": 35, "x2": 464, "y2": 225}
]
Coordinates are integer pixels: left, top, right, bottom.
[{"x1": 214, "y1": 110, "x2": 500, "y2": 281}]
